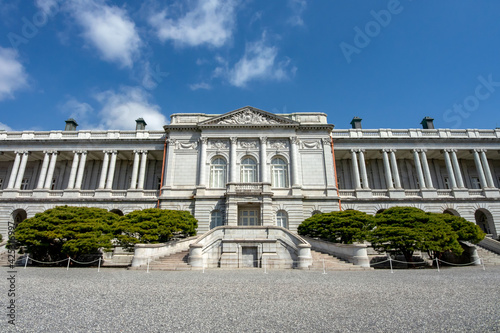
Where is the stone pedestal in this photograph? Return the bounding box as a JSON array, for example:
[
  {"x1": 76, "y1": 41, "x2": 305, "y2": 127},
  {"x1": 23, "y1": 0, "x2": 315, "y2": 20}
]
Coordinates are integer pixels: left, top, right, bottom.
[
  {"x1": 388, "y1": 189, "x2": 405, "y2": 199},
  {"x1": 189, "y1": 244, "x2": 204, "y2": 269},
  {"x1": 420, "y1": 189, "x2": 438, "y2": 199}
]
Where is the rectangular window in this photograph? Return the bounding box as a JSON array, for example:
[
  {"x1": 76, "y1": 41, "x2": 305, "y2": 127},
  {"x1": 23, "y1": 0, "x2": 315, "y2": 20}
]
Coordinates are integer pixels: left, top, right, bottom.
[
  {"x1": 20, "y1": 178, "x2": 30, "y2": 190},
  {"x1": 443, "y1": 177, "x2": 450, "y2": 189},
  {"x1": 471, "y1": 177, "x2": 481, "y2": 189},
  {"x1": 50, "y1": 178, "x2": 56, "y2": 190},
  {"x1": 0, "y1": 178, "x2": 3, "y2": 190}
]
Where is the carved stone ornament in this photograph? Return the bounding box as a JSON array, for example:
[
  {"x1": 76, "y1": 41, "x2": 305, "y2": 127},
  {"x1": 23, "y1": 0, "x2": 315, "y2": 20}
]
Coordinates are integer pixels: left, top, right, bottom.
[
  {"x1": 217, "y1": 110, "x2": 280, "y2": 125},
  {"x1": 178, "y1": 141, "x2": 198, "y2": 149},
  {"x1": 210, "y1": 140, "x2": 229, "y2": 149},
  {"x1": 269, "y1": 140, "x2": 288, "y2": 150},
  {"x1": 301, "y1": 140, "x2": 320, "y2": 149},
  {"x1": 239, "y1": 140, "x2": 258, "y2": 149}
]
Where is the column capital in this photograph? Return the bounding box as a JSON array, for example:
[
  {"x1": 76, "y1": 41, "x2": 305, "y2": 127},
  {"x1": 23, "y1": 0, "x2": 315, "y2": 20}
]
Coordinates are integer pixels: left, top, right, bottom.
[
  {"x1": 230, "y1": 137, "x2": 238, "y2": 144},
  {"x1": 141, "y1": 150, "x2": 148, "y2": 154},
  {"x1": 290, "y1": 136, "x2": 300, "y2": 144},
  {"x1": 322, "y1": 137, "x2": 332, "y2": 146},
  {"x1": 15, "y1": 150, "x2": 30, "y2": 155},
  {"x1": 260, "y1": 136, "x2": 268, "y2": 144},
  {"x1": 199, "y1": 137, "x2": 208, "y2": 144},
  {"x1": 167, "y1": 138, "x2": 177, "y2": 145}
]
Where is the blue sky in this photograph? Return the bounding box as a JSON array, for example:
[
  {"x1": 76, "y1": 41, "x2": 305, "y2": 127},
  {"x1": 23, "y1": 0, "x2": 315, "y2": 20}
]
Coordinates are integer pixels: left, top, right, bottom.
[{"x1": 1, "y1": 0, "x2": 500, "y2": 131}]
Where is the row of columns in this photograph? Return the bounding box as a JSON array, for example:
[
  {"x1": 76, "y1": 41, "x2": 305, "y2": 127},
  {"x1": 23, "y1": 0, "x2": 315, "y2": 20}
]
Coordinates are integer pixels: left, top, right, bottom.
[
  {"x1": 196, "y1": 136, "x2": 301, "y2": 187},
  {"x1": 4, "y1": 150, "x2": 150, "y2": 191},
  {"x1": 350, "y1": 148, "x2": 497, "y2": 190}
]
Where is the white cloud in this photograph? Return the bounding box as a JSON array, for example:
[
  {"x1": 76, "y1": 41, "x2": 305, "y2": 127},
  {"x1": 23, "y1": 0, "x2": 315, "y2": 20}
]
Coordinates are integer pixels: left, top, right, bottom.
[
  {"x1": 94, "y1": 86, "x2": 167, "y2": 130},
  {"x1": 68, "y1": 0, "x2": 141, "y2": 68},
  {"x1": 61, "y1": 97, "x2": 94, "y2": 121},
  {"x1": 227, "y1": 35, "x2": 296, "y2": 88},
  {"x1": 0, "y1": 122, "x2": 13, "y2": 131},
  {"x1": 149, "y1": 0, "x2": 238, "y2": 47},
  {"x1": 189, "y1": 82, "x2": 211, "y2": 90},
  {"x1": 287, "y1": 0, "x2": 307, "y2": 26},
  {"x1": 0, "y1": 47, "x2": 29, "y2": 101}
]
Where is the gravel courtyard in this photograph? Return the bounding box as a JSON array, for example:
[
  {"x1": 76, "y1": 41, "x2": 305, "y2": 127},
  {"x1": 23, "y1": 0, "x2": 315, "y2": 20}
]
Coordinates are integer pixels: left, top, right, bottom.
[{"x1": 1, "y1": 266, "x2": 499, "y2": 332}]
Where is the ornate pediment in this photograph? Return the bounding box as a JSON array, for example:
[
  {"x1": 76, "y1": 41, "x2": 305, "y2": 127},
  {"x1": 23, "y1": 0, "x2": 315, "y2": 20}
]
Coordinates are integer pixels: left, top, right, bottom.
[{"x1": 199, "y1": 107, "x2": 298, "y2": 126}]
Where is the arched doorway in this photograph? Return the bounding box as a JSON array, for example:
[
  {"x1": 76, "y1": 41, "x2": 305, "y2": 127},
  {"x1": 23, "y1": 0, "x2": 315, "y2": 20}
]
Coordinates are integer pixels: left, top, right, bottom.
[
  {"x1": 11, "y1": 209, "x2": 27, "y2": 229},
  {"x1": 443, "y1": 209, "x2": 459, "y2": 216},
  {"x1": 110, "y1": 209, "x2": 124, "y2": 216},
  {"x1": 475, "y1": 209, "x2": 495, "y2": 236}
]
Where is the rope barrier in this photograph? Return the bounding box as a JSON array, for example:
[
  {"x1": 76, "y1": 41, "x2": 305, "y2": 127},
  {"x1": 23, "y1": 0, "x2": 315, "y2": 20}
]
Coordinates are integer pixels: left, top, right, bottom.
[
  {"x1": 69, "y1": 258, "x2": 101, "y2": 265},
  {"x1": 28, "y1": 257, "x2": 71, "y2": 264}
]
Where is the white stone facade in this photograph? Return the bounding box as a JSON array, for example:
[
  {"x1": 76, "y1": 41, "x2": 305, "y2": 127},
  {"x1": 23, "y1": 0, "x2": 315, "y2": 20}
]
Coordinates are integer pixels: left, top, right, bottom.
[{"x1": 0, "y1": 106, "x2": 499, "y2": 240}]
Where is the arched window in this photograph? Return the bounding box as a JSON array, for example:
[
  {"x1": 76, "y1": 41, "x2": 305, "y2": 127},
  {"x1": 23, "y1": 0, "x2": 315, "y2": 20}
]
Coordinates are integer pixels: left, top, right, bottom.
[
  {"x1": 210, "y1": 157, "x2": 227, "y2": 188},
  {"x1": 241, "y1": 157, "x2": 257, "y2": 182},
  {"x1": 210, "y1": 210, "x2": 223, "y2": 229},
  {"x1": 271, "y1": 157, "x2": 288, "y2": 188},
  {"x1": 312, "y1": 210, "x2": 322, "y2": 216},
  {"x1": 276, "y1": 210, "x2": 288, "y2": 228}
]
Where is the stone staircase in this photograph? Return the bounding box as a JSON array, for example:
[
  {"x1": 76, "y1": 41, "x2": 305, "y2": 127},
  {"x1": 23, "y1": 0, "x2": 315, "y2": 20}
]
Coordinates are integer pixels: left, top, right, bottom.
[
  {"x1": 308, "y1": 250, "x2": 373, "y2": 271},
  {"x1": 131, "y1": 250, "x2": 191, "y2": 271},
  {"x1": 475, "y1": 245, "x2": 500, "y2": 266}
]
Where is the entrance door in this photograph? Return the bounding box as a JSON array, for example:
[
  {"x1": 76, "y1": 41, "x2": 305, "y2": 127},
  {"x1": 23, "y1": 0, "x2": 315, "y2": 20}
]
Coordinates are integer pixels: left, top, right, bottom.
[
  {"x1": 242, "y1": 247, "x2": 258, "y2": 267},
  {"x1": 239, "y1": 208, "x2": 260, "y2": 226}
]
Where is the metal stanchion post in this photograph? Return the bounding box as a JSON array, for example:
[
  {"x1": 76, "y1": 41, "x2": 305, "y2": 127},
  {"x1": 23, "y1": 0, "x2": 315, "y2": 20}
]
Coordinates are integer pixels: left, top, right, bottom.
[
  {"x1": 322, "y1": 259, "x2": 326, "y2": 275},
  {"x1": 389, "y1": 258, "x2": 393, "y2": 273},
  {"x1": 24, "y1": 254, "x2": 29, "y2": 269},
  {"x1": 435, "y1": 258, "x2": 440, "y2": 272},
  {"x1": 67, "y1": 257, "x2": 71, "y2": 271},
  {"x1": 98, "y1": 258, "x2": 101, "y2": 273},
  {"x1": 147, "y1": 258, "x2": 150, "y2": 273}
]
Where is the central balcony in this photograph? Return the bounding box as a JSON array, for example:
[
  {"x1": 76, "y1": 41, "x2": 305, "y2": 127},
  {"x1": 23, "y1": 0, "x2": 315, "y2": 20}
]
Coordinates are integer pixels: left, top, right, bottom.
[{"x1": 226, "y1": 182, "x2": 272, "y2": 196}]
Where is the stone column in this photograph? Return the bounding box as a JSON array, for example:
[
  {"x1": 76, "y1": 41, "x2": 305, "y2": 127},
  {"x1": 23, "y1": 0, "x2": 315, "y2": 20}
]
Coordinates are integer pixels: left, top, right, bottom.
[
  {"x1": 480, "y1": 150, "x2": 495, "y2": 188},
  {"x1": 472, "y1": 149, "x2": 487, "y2": 189},
  {"x1": 198, "y1": 138, "x2": 208, "y2": 187},
  {"x1": 66, "y1": 151, "x2": 79, "y2": 189},
  {"x1": 443, "y1": 150, "x2": 457, "y2": 188},
  {"x1": 74, "y1": 151, "x2": 87, "y2": 189},
  {"x1": 420, "y1": 150, "x2": 434, "y2": 188},
  {"x1": 230, "y1": 137, "x2": 237, "y2": 183},
  {"x1": 137, "y1": 150, "x2": 148, "y2": 190},
  {"x1": 351, "y1": 149, "x2": 361, "y2": 189},
  {"x1": 164, "y1": 139, "x2": 176, "y2": 188},
  {"x1": 129, "y1": 150, "x2": 140, "y2": 189},
  {"x1": 105, "y1": 151, "x2": 117, "y2": 189},
  {"x1": 260, "y1": 137, "x2": 268, "y2": 183},
  {"x1": 14, "y1": 151, "x2": 29, "y2": 189},
  {"x1": 7, "y1": 152, "x2": 22, "y2": 189},
  {"x1": 381, "y1": 149, "x2": 393, "y2": 189},
  {"x1": 450, "y1": 150, "x2": 464, "y2": 188},
  {"x1": 98, "y1": 151, "x2": 110, "y2": 189},
  {"x1": 37, "y1": 151, "x2": 52, "y2": 189},
  {"x1": 44, "y1": 152, "x2": 58, "y2": 189},
  {"x1": 290, "y1": 136, "x2": 300, "y2": 187},
  {"x1": 389, "y1": 150, "x2": 401, "y2": 189},
  {"x1": 413, "y1": 149, "x2": 426, "y2": 189},
  {"x1": 358, "y1": 149, "x2": 370, "y2": 189}
]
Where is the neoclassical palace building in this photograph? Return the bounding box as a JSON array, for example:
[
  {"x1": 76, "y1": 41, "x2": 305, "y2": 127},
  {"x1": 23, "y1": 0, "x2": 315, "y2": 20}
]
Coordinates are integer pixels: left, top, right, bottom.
[{"x1": 1, "y1": 106, "x2": 499, "y2": 265}]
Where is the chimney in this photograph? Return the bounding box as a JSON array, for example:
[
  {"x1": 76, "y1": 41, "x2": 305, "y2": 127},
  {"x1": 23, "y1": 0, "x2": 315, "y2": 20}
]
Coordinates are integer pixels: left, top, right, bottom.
[
  {"x1": 420, "y1": 116, "x2": 434, "y2": 129},
  {"x1": 135, "y1": 118, "x2": 147, "y2": 130},
  {"x1": 350, "y1": 117, "x2": 362, "y2": 129},
  {"x1": 64, "y1": 118, "x2": 78, "y2": 131}
]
